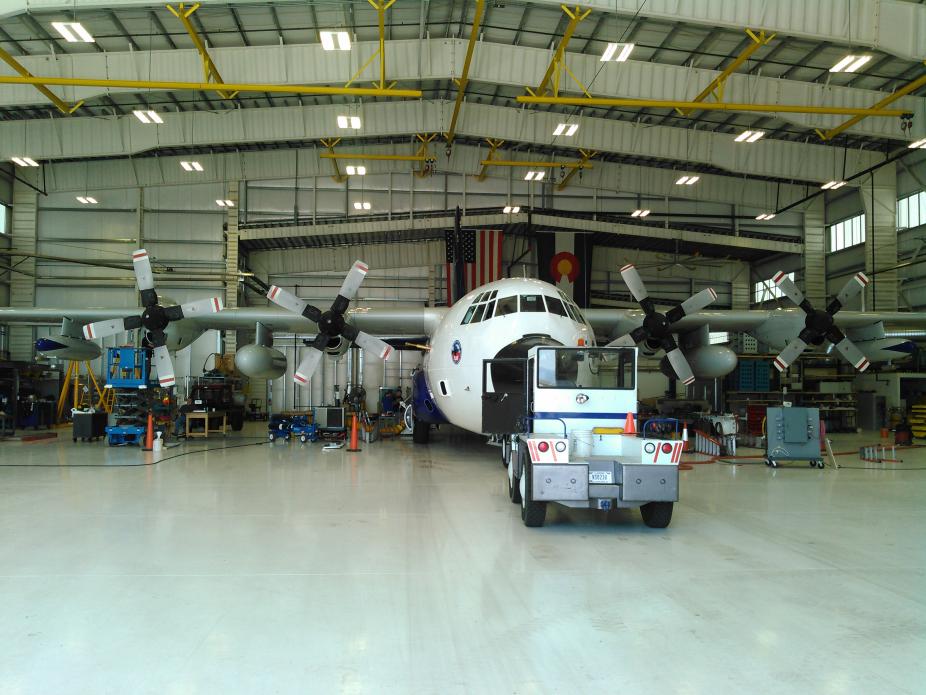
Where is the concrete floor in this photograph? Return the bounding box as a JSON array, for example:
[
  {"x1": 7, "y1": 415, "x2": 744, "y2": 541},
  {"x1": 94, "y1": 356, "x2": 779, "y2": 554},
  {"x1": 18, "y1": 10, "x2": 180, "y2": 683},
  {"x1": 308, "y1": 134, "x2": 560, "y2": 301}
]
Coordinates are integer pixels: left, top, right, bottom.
[{"x1": 0, "y1": 426, "x2": 923, "y2": 695}]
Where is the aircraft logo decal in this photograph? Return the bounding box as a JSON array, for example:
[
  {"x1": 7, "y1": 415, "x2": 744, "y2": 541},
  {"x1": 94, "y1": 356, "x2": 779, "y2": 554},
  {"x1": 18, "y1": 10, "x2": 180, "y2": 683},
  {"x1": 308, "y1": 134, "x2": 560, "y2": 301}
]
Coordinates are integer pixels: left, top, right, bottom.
[
  {"x1": 576, "y1": 393, "x2": 589, "y2": 404},
  {"x1": 451, "y1": 339, "x2": 462, "y2": 364}
]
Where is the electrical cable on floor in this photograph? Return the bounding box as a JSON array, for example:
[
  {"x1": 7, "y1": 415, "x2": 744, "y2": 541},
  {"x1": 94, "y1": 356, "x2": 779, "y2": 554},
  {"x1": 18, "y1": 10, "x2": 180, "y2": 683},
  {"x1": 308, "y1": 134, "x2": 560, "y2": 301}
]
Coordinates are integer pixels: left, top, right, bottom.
[{"x1": 0, "y1": 438, "x2": 269, "y2": 467}]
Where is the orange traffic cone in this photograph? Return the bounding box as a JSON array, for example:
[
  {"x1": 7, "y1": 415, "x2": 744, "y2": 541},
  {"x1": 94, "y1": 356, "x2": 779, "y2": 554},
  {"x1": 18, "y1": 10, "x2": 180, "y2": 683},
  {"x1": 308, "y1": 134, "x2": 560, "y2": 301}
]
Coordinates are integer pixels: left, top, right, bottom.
[
  {"x1": 624, "y1": 412, "x2": 636, "y2": 435},
  {"x1": 144, "y1": 411, "x2": 154, "y2": 450},
  {"x1": 682, "y1": 423, "x2": 689, "y2": 451},
  {"x1": 346, "y1": 413, "x2": 361, "y2": 452}
]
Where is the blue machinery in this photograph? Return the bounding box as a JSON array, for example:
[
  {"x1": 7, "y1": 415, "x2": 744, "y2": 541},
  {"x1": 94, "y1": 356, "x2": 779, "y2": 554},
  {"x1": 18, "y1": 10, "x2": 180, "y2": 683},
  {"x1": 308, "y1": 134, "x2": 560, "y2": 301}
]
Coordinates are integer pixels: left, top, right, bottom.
[{"x1": 104, "y1": 347, "x2": 153, "y2": 445}]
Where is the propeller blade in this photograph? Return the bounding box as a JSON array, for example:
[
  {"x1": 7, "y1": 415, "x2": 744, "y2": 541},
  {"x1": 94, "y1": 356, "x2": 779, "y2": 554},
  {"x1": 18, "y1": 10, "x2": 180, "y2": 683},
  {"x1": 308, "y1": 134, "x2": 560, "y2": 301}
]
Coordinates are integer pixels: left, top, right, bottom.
[
  {"x1": 666, "y1": 287, "x2": 718, "y2": 323},
  {"x1": 83, "y1": 315, "x2": 142, "y2": 340},
  {"x1": 619, "y1": 264, "x2": 649, "y2": 304},
  {"x1": 266, "y1": 286, "x2": 322, "y2": 322},
  {"x1": 665, "y1": 347, "x2": 696, "y2": 386},
  {"x1": 829, "y1": 272, "x2": 869, "y2": 314},
  {"x1": 826, "y1": 328, "x2": 871, "y2": 372},
  {"x1": 132, "y1": 249, "x2": 155, "y2": 292},
  {"x1": 166, "y1": 297, "x2": 224, "y2": 321},
  {"x1": 353, "y1": 331, "x2": 393, "y2": 360},
  {"x1": 605, "y1": 334, "x2": 637, "y2": 348},
  {"x1": 771, "y1": 271, "x2": 807, "y2": 309},
  {"x1": 293, "y1": 348, "x2": 324, "y2": 387},
  {"x1": 152, "y1": 344, "x2": 176, "y2": 387},
  {"x1": 772, "y1": 337, "x2": 808, "y2": 372},
  {"x1": 338, "y1": 260, "x2": 369, "y2": 302}
]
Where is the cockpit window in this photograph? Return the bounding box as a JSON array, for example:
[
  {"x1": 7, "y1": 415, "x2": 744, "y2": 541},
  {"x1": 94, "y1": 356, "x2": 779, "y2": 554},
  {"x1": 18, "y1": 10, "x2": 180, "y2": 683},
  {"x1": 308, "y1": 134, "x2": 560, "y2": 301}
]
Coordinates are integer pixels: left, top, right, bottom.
[
  {"x1": 471, "y1": 303, "x2": 487, "y2": 323},
  {"x1": 520, "y1": 295, "x2": 546, "y2": 312},
  {"x1": 461, "y1": 304, "x2": 477, "y2": 324},
  {"x1": 485, "y1": 300, "x2": 496, "y2": 320},
  {"x1": 545, "y1": 295, "x2": 568, "y2": 317},
  {"x1": 496, "y1": 296, "x2": 518, "y2": 316},
  {"x1": 489, "y1": 290, "x2": 498, "y2": 300}
]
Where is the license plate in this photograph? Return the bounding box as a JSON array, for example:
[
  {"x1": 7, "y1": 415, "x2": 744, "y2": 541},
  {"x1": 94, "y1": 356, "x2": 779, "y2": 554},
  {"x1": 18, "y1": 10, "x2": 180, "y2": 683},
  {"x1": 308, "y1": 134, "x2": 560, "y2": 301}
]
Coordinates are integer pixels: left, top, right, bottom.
[{"x1": 589, "y1": 471, "x2": 613, "y2": 484}]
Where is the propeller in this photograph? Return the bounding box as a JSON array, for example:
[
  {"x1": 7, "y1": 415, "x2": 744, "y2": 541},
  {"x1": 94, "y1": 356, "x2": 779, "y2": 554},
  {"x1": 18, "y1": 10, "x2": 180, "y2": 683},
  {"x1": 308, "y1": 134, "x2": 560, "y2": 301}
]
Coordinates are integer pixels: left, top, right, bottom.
[
  {"x1": 770, "y1": 270, "x2": 871, "y2": 373},
  {"x1": 266, "y1": 260, "x2": 393, "y2": 386},
  {"x1": 607, "y1": 263, "x2": 718, "y2": 386},
  {"x1": 82, "y1": 249, "x2": 224, "y2": 387}
]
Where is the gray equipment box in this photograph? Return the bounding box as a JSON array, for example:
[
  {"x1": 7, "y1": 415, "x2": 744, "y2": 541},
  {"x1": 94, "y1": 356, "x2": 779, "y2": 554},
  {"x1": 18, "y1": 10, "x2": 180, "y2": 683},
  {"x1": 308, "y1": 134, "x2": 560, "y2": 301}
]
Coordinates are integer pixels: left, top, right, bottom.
[{"x1": 765, "y1": 407, "x2": 823, "y2": 467}]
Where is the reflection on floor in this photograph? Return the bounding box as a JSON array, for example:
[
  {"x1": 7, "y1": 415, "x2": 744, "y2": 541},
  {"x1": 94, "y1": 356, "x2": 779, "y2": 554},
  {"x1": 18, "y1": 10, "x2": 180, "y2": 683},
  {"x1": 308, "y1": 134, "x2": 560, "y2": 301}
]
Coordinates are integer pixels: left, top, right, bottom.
[{"x1": 0, "y1": 425, "x2": 923, "y2": 694}]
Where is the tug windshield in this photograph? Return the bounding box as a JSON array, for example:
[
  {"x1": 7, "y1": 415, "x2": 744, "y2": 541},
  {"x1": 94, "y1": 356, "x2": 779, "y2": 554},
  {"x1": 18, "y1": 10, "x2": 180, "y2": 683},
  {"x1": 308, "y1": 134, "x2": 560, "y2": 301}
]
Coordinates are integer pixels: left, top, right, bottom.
[{"x1": 536, "y1": 348, "x2": 635, "y2": 390}]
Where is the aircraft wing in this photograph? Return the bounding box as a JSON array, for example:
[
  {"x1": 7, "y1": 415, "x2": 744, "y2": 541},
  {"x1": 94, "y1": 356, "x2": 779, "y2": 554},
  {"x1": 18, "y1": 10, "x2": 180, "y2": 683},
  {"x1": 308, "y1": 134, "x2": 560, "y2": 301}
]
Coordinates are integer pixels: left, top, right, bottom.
[
  {"x1": 585, "y1": 308, "x2": 926, "y2": 341},
  {"x1": 0, "y1": 305, "x2": 449, "y2": 336}
]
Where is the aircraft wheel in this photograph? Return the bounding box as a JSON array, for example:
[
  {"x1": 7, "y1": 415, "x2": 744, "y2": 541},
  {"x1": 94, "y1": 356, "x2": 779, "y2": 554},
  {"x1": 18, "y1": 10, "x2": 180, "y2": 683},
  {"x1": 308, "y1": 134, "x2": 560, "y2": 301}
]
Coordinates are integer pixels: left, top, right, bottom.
[
  {"x1": 413, "y1": 418, "x2": 430, "y2": 444},
  {"x1": 508, "y1": 447, "x2": 522, "y2": 504},
  {"x1": 520, "y1": 455, "x2": 546, "y2": 527},
  {"x1": 501, "y1": 436, "x2": 511, "y2": 468},
  {"x1": 641, "y1": 501, "x2": 674, "y2": 528},
  {"x1": 268, "y1": 433, "x2": 275, "y2": 442}
]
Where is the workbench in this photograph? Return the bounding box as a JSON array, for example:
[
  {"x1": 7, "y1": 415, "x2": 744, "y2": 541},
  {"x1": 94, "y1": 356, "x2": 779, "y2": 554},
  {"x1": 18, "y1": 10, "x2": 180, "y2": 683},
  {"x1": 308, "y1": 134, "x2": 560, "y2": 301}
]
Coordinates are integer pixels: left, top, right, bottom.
[{"x1": 186, "y1": 410, "x2": 228, "y2": 438}]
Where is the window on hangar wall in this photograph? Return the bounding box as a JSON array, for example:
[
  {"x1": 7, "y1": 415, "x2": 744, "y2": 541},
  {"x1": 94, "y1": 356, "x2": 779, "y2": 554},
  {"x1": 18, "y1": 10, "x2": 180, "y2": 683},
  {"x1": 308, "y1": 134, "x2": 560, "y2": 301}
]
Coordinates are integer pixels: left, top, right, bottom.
[
  {"x1": 897, "y1": 190, "x2": 926, "y2": 230},
  {"x1": 829, "y1": 213, "x2": 865, "y2": 252},
  {"x1": 753, "y1": 272, "x2": 795, "y2": 304}
]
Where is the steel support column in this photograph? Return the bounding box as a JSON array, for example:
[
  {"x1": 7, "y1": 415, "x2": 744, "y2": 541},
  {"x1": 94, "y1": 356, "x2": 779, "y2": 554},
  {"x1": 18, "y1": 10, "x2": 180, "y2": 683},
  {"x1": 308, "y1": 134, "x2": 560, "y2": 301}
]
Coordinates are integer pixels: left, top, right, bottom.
[
  {"x1": 802, "y1": 196, "x2": 826, "y2": 307},
  {"x1": 320, "y1": 138, "x2": 346, "y2": 183},
  {"x1": 861, "y1": 163, "x2": 898, "y2": 311},
  {"x1": 224, "y1": 181, "x2": 240, "y2": 355},
  {"x1": 476, "y1": 138, "x2": 504, "y2": 181},
  {"x1": 8, "y1": 178, "x2": 37, "y2": 361}
]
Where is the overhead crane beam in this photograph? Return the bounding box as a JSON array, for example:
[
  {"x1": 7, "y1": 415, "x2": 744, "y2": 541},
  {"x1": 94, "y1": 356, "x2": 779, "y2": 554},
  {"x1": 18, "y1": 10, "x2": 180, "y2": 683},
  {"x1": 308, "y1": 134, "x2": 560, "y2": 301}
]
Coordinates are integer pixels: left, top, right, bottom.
[
  {"x1": 320, "y1": 153, "x2": 428, "y2": 162},
  {"x1": 557, "y1": 149, "x2": 597, "y2": 190},
  {"x1": 320, "y1": 138, "x2": 346, "y2": 183},
  {"x1": 446, "y1": 0, "x2": 485, "y2": 143},
  {"x1": 817, "y1": 63, "x2": 926, "y2": 141},
  {"x1": 677, "y1": 28, "x2": 774, "y2": 115},
  {"x1": 527, "y1": 5, "x2": 591, "y2": 98},
  {"x1": 166, "y1": 3, "x2": 238, "y2": 99},
  {"x1": 0, "y1": 75, "x2": 422, "y2": 99},
  {"x1": 476, "y1": 138, "x2": 505, "y2": 181},
  {"x1": 516, "y1": 94, "x2": 910, "y2": 117},
  {"x1": 478, "y1": 160, "x2": 593, "y2": 169},
  {"x1": 0, "y1": 47, "x2": 82, "y2": 115}
]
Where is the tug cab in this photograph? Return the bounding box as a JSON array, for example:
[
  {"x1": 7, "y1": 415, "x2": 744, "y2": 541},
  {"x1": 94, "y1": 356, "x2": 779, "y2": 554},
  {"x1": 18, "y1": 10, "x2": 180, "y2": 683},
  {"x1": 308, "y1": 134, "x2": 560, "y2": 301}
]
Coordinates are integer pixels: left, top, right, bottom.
[{"x1": 484, "y1": 346, "x2": 680, "y2": 528}]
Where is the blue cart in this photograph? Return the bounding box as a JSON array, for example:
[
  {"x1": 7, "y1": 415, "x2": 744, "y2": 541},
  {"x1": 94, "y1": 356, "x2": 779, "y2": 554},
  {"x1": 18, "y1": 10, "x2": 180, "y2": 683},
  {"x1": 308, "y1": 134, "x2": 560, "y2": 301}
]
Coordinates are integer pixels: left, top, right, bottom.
[
  {"x1": 268, "y1": 414, "x2": 292, "y2": 442},
  {"x1": 291, "y1": 415, "x2": 318, "y2": 443}
]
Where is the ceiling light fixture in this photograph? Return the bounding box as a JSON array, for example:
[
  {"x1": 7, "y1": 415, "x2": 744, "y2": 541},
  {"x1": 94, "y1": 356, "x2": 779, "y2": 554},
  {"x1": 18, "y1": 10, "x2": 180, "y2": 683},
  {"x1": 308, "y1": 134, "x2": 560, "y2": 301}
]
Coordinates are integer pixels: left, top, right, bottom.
[
  {"x1": 524, "y1": 171, "x2": 545, "y2": 181},
  {"x1": 821, "y1": 180, "x2": 847, "y2": 190},
  {"x1": 735, "y1": 130, "x2": 765, "y2": 143},
  {"x1": 601, "y1": 42, "x2": 634, "y2": 62},
  {"x1": 631, "y1": 209, "x2": 651, "y2": 218},
  {"x1": 51, "y1": 21, "x2": 94, "y2": 43},
  {"x1": 133, "y1": 110, "x2": 163, "y2": 124},
  {"x1": 345, "y1": 165, "x2": 366, "y2": 176},
  {"x1": 675, "y1": 175, "x2": 699, "y2": 185},
  {"x1": 353, "y1": 201, "x2": 372, "y2": 210},
  {"x1": 180, "y1": 161, "x2": 203, "y2": 172},
  {"x1": 755, "y1": 213, "x2": 776, "y2": 220},
  {"x1": 216, "y1": 199, "x2": 235, "y2": 207},
  {"x1": 830, "y1": 55, "x2": 871, "y2": 73},
  {"x1": 320, "y1": 31, "x2": 351, "y2": 51},
  {"x1": 503, "y1": 205, "x2": 521, "y2": 214},
  {"x1": 76, "y1": 196, "x2": 98, "y2": 204},
  {"x1": 908, "y1": 139, "x2": 926, "y2": 150},
  {"x1": 337, "y1": 115, "x2": 361, "y2": 129},
  {"x1": 11, "y1": 157, "x2": 39, "y2": 167},
  {"x1": 553, "y1": 123, "x2": 578, "y2": 137}
]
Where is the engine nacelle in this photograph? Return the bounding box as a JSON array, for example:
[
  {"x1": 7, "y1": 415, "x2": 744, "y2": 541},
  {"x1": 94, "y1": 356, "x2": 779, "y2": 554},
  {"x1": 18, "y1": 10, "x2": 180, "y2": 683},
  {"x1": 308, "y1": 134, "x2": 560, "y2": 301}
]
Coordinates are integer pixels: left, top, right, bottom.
[
  {"x1": 35, "y1": 335, "x2": 102, "y2": 361},
  {"x1": 324, "y1": 334, "x2": 351, "y2": 358},
  {"x1": 659, "y1": 344, "x2": 738, "y2": 380},
  {"x1": 235, "y1": 344, "x2": 288, "y2": 379}
]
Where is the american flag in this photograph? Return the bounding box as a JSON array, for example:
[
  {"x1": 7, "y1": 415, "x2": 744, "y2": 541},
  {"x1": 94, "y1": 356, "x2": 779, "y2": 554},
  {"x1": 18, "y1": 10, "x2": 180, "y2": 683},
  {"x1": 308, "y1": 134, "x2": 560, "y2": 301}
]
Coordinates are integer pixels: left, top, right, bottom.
[{"x1": 445, "y1": 229, "x2": 504, "y2": 305}]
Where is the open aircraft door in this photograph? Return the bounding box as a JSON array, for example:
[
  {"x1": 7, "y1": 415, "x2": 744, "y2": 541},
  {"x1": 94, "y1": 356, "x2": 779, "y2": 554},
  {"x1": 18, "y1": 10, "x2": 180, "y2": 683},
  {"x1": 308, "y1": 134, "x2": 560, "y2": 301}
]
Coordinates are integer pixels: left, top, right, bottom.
[{"x1": 481, "y1": 358, "x2": 529, "y2": 434}]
